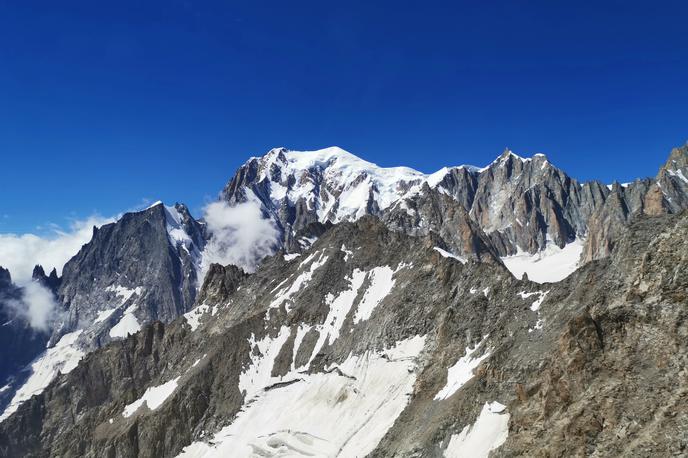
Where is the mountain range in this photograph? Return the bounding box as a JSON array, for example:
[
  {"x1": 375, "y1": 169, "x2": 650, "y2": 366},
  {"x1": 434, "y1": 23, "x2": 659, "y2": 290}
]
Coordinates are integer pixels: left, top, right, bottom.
[{"x1": 0, "y1": 144, "x2": 686, "y2": 457}]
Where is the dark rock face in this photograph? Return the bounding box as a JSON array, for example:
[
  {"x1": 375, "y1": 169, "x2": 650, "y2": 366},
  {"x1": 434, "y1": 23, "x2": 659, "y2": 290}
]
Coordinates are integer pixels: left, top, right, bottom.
[
  {"x1": 0, "y1": 268, "x2": 13, "y2": 297},
  {"x1": 1, "y1": 211, "x2": 686, "y2": 457},
  {"x1": 495, "y1": 212, "x2": 688, "y2": 457},
  {"x1": 382, "y1": 185, "x2": 501, "y2": 262},
  {"x1": 31, "y1": 266, "x2": 61, "y2": 296},
  {"x1": 53, "y1": 203, "x2": 205, "y2": 348},
  {"x1": 461, "y1": 152, "x2": 587, "y2": 253}
]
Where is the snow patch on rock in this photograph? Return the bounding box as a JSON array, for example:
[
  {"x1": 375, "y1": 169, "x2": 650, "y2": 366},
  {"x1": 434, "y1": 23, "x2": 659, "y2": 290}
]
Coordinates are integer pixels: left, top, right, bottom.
[
  {"x1": 269, "y1": 252, "x2": 329, "y2": 313},
  {"x1": 501, "y1": 238, "x2": 584, "y2": 283},
  {"x1": 435, "y1": 339, "x2": 491, "y2": 400},
  {"x1": 106, "y1": 285, "x2": 142, "y2": 304},
  {"x1": 307, "y1": 269, "x2": 367, "y2": 365},
  {"x1": 122, "y1": 376, "x2": 180, "y2": 418},
  {"x1": 433, "y1": 247, "x2": 468, "y2": 264},
  {"x1": 94, "y1": 308, "x2": 117, "y2": 324},
  {"x1": 109, "y1": 304, "x2": 141, "y2": 338},
  {"x1": 184, "y1": 304, "x2": 210, "y2": 332},
  {"x1": 239, "y1": 326, "x2": 292, "y2": 402},
  {"x1": 517, "y1": 290, "x2": 549, "y2": 311},
  {"x1": 444, "y1": 401, "x2": 510, "y2": 457},
  {"x1": 353, "y1": 266, "x2": 396, "y2": 324}
]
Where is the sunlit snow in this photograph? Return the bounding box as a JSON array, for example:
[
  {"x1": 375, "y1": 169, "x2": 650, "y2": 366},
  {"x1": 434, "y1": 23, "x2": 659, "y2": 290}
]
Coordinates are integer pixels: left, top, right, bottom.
[
  {"x1": 269, "y1": 252, "x2": 329, "y2": 313},
  {"x1": 93, "y1": 308, "x2": 117, "y2": 323},
  {"x1": 353, "y1": 266, "x2": 396, "y2": 324},
  {"x1": 239, "y1": 326, "x2": 292, "y2": 401},
  {"x1": 306, "y1": 269, "x2": 367, "y2": 365},
  {"x1": 109, "y1": 304, "x2": 141, "y2": 338},
  {"x1": 435, "y1": 339, "x2": 491, "y2": 400},
  {"x1": 164, "y1": 205, "x2": 194, "y2": 252},
  {"x1": 255, "y1": 147, "x2": 486, "y2": 224},
  {"x1": 444, "y1": 401, "x2": 510, "y2": 458},
  {"x1": 122, "y1": 376, "x2": 180, "y2": 417},
  {"x1": 517, "y1": 290, "x2": 549, "y2": 311},
  {"x1": 183, "y1": 304, "x2": 210, "y2": 332},
  {"x1": 433, "y1": 247, "x2": 468, "y2": 265},
  {"x1": 106, "y1": 284, "x2": 142, "y2": 304},
  {"x1": 176, "y1": 336, "x2": 426, "y2": 458},
  {"x1": 501, "y1": 238, "x2": 584, "y2": 283},
  {"x1": 0, "y1": 330, "x2": 85, "y2": 421}
]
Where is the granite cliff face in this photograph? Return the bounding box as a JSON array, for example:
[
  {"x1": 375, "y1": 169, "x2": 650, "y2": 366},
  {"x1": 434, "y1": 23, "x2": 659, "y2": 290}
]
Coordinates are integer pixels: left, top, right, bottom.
[
  {"x1": 584, "y1": 144, "x2": 688, "y2": 261},
  {"x1": 54, "y1": 202, "x2": 205, "y2": 348}
]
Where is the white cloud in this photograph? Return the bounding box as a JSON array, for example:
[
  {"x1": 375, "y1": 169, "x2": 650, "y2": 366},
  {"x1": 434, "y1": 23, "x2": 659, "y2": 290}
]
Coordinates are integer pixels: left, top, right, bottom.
[
  {"x1": 201, "y1": 199, "x2": 279, "y2": 275},
  {"x1": 5, "y1": 282, "x2": 60, "y2": 332},
  {"x1": 0, "y1": 215, "x2": 114, "y2": 285}
]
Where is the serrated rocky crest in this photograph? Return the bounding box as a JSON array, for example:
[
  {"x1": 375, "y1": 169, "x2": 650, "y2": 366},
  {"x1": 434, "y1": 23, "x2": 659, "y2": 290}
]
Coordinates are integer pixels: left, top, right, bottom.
[{"x1": 222, "y1": 145, "x2": 688, "y2": 263}]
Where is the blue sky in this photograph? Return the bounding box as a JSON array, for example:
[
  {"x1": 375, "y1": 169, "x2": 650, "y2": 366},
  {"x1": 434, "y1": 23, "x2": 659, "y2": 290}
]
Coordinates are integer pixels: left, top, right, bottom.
[{"x1": 1, "y1": 0, "x2": 686, "y2": 233}]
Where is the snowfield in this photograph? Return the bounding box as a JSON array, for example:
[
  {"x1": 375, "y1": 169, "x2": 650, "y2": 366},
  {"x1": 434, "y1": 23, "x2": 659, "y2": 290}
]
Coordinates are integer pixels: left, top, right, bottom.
[
  {"x1": 353, "y1": 265, "x2": 396, "y2": 323},
  {"x1": 501, "y1": 238, "x2": 584, "y2": 283},
  {"x1": 253, "y1": 146, "x2": 483, "y2": 224},
  {"x1": 433, "y1": 247, "x2": 468, "y2": 265},
  {"x1": 176, "y1": 336, "x2": 426, "y2": 458}
]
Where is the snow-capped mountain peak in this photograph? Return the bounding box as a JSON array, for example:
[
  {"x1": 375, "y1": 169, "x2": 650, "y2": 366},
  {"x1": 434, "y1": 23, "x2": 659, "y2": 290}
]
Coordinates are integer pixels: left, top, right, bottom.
[
  {"x1": 222, "y1": 146, "x2": 576, "y2": 257},
  {"x1": 225, "y1": 146, "x2": 438, "y2": 226},
  {"x1": 259, "y1": 146, "x2": 428, "y2": 212}
]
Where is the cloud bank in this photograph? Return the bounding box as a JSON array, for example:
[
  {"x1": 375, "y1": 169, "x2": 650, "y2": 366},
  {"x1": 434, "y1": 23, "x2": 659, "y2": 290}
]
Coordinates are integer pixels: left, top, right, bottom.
[
  {"x1": 4, "y1": 282, "x2": 60, "y2": 332},
  {"x1": 201, "y1": 200, "x2": 279, "y2": 275},
  {"x1": 0, "y1": 215, "x2": 114, "y2": 285}
]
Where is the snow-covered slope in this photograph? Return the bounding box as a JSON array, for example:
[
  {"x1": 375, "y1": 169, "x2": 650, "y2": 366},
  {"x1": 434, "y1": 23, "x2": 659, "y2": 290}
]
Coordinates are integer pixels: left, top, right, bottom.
[
  {"x1": 262, "y1": 147, "x2": 429, "y2": 219},
  {"x1": 500, "y1": 238, "x2": 585, "y2": 283},
  {"x1": 224, "y1": 146, "x2": 463, "y2": 223},
  {"x1": 0, "y1": 330, "x2": 84, "y2": 421},
  {"x1": 177, "y1": 336, "x2": 426, "y2": 457}
]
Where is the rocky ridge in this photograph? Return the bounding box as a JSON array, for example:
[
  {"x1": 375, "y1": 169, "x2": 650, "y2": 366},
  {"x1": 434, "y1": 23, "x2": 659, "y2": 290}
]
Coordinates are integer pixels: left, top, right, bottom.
[
  {"x1": 221, "y1": 145, "x2": 688, "y2": 265},
  {"x1": 0, "y1": 209, "x2": 686, "y2": 456}
]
